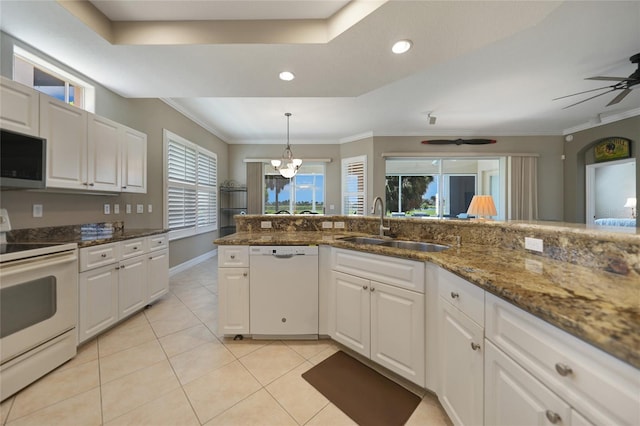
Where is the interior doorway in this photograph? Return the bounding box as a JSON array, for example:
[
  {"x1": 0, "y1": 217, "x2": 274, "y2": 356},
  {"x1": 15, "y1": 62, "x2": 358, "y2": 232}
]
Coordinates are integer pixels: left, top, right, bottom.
[{"x1": 585, "y1": 158, "x2": 636, "y2": 225}]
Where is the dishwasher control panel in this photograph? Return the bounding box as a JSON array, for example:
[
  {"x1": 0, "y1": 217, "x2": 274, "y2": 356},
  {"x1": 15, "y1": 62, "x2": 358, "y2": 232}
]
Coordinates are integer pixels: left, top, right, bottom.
[{"x1": 249, "y1": 246, "x2": 318, "y2": 256}]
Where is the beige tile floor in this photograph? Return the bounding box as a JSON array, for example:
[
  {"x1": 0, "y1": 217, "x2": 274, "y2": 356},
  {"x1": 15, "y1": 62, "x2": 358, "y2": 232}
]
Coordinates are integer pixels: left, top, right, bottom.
[{"x1": 1, "y1": 257, "x2": 452, "y2": 426}]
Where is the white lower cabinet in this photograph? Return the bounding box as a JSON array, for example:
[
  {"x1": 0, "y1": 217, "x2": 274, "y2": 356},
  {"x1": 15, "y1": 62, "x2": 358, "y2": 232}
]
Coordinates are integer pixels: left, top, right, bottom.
[
  {"x1": 78, "y1": 234, "x2": 168, "y2": 343},
  {"x1": 147, "y1": 249, "x2": 169, "y2": 302},
  {"x1": 329, "y1": 249, "x2": 425, "y2": 387},
  {"x1": 218, "y1": 267, "x2": 250, "y2": 335},
  {"x1": 217, "y1": 246, "x2": 250, "y2": 336},
  {"x1": 78, "y1": 264, "x2": 119, "y2": 341},
  {"x1": 437, "y1": 267, "x2": 485, "y2": 426},
  {"x1": 118, "y1": 255, "x2": 147, "y2": 318}
]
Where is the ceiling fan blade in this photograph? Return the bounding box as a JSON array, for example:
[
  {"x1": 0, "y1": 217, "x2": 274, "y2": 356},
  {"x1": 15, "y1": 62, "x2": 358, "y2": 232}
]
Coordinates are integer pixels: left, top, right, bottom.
[
  {"x1": 421, "y1": 139, "x2": 495, "y2": 145},
  {"x1": 561, "y1": 88, "x2": 617, "y2": 109},
  {"x1": 586, "y1": 76, "x2": 628, "y2": 82},
  {"x1": 553, "y1": 84, "x2": 615, "y2": 101},
  {"x1": 606, "y1": 88, "x2": 632, "y2": 106}
]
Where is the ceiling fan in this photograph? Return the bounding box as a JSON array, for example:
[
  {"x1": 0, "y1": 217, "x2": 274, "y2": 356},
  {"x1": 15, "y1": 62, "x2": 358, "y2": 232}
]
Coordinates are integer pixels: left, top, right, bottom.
[
  {"x1": 554, "y1": 53, "x2": 640, "y2": 109},
  {"x1": 421, "y1": 139, "x2": 496, "y2": 145}
]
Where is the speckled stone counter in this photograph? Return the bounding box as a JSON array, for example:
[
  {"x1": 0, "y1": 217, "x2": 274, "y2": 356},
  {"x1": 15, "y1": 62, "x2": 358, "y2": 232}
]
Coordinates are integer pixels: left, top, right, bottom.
[
  {"x1": 8, "y1": 221, "x2": 168, "y2": 248},
  {"x1": 215, "y1": 217, "x2": 640, "y2": 369}
]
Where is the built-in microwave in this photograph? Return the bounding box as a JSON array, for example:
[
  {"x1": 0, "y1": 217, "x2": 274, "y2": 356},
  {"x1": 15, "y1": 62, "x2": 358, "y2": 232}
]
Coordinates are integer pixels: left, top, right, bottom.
[{"x1": 0, "y1": 129, "x2": 46, "y2": 189}]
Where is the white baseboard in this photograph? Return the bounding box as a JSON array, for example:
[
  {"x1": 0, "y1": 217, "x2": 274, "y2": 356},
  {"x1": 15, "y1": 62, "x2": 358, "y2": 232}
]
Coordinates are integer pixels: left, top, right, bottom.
[{"x1": 169, "y1": 248, "x2": 218, "y2": 276}]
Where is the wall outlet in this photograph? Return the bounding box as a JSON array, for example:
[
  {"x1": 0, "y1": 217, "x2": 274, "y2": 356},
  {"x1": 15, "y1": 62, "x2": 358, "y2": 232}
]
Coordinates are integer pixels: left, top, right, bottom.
[
  {"x1": 334, "y1": 221, "x2": 345, "y2": 229},
  {"x1": 32, "y1": 204, "x2": 43, "y2": 218},
  {"x1": 104, "y1": 204, "x2": 110, "y2": 215},
  {"x1": 148, "y1": 204, "x2": 153, "y2": 213},
  {"x1": 261, "y1": 221, "x2": 272, "y2": 229},
  {"x1": 136, "y1": 204, "x2": 144, "y2": 214},
  {"x1": 126, "y1": 204, "x2": 132, "y2": 214},
  {"x1": 525, "y1": 237, "x2": 544, "y2": 253},
  {"x1": 322, "y1": 221, "x2": 333, "y2": 229},
  {"x1": 329, "y1": 204, "x2": 335, "y2": 211},
  {"x1": 113, "y1": 204, "x2": 120, "y2": 214}
]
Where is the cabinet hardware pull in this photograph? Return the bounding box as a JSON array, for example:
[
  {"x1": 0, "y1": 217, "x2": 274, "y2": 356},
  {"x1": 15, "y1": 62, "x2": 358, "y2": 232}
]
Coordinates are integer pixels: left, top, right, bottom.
[
  {"x1": 133, "y1": 246, "x2": 138, "y2": 250},
  {"x1": 88, "y1": 183, "x2": 94, "y2": 186},
  {"x1": 470, "y1": 342, "x2": 481, "y2": 351},
  {"x1": 122, "y1": 186, "x2": 127, "y2": 189},
  {"x1": 545, "y1": 410, "x2": 561, "y2": 424},
  {"x1": 450, "y1": 292, "x2": 459, "y2": 299},
  {"x1": 115, "y1": 266, "x2": 120, "y2": 270},
  {"x1": 243, "y1": 272, "x2": 248, "y2": 277},
  {"x1": 363, "y1": 285, "x2": 368, "y2": 290},
  {"x1": 230, "y1": 255, "x2": 235, "y2": 259},
  {"x1": 555, "y1": 363, "x2": 573, "y2": 376},
  {"x1": 101, "y1": 253, "x2": 107, "y2": 258},
  {"x1": 370, "y1": 287, "x2": 375, "y2": 292}
]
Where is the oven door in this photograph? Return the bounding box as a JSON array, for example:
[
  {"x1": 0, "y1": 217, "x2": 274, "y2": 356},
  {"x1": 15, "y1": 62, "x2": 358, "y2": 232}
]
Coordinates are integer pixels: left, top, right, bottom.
[{"x1": 0, "y1": 249, "x2": 78, "y2": 364}]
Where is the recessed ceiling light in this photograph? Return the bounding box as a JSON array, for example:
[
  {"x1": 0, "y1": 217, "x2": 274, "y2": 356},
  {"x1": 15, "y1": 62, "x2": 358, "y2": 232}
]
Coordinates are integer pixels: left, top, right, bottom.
[
  {"x1": 279, "y1": 71, "x2": 295, "y2": 81},
  {"x1": 392, "y1": 40, "x2": 412, "y2": 54}
]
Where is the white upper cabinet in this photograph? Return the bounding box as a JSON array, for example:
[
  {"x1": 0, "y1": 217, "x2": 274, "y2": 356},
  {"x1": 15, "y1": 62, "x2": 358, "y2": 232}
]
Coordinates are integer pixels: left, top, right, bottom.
[
  {"x1": 40, "y1": 95, "x2": 88, "y2": 190},
  {"x1": 0, "y1": 76, "x2": 39, "y2": 136},
  {"x1": 87, "y1": 113, "x2": 121, "y2": 192},
  {"x1": 121, "y1": 127, "x2": 147, "y2": 193}
]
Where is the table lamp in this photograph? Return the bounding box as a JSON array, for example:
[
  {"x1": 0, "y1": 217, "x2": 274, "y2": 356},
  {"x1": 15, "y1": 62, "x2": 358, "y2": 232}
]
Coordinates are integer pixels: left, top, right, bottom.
[
  {"x1": 467, "y1": 195, "x2": 497, "y2": 220},
  {"x1": 623, "y1": 197, "x2": 636, "y2": 218}
]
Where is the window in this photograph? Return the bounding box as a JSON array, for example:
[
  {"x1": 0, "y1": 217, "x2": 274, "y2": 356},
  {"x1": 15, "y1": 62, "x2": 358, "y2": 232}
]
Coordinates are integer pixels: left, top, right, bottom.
[
  {"x1": 264, "y1": 164, "x2": 325, "y2": 214},
  {"x1": 13, "y1": 46, "x2": 95, "y2": 112},
  {"x1": 342, "y1": 155, "x2": 367, "y2": 215},
  {"x1": 164, "y1": 130, "x2": 217, "y2": 239},
  {"x1": 385, "y1": 157, "x2": 504, "y2": 219}
]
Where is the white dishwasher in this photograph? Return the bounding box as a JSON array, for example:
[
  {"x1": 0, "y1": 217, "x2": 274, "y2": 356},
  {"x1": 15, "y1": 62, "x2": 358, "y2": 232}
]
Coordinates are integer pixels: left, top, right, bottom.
[{"x1": 249, "y1": 245, "x2": 318, "y2": 339}]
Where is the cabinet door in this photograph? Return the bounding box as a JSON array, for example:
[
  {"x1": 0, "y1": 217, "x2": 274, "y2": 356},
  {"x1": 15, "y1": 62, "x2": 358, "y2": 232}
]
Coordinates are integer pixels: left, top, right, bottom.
[
  {"x1": 370, "y1": 281, "x2": 425, "y2": 387},
  {"x1": 79, "y1": 264, "x2": 118, "y2": 343},
  {"x1": 439, "y1": 298, "x2": 484, "y2": 426},
  {"x1": 40, "y1": 96, "x2": 88, "y2": 189},
  {"x1": 147, "y1": 249, "x2": 169, "y2": 303},
  {"x1": 218, "y1": 267, "x2": 250, "y2": 335},
  {"x1": 485, "y1": 340, "x2": 571, "y2": 426},
  {"x1": 0, "y1": 77, "x2": 39, "y2": 136},
  {"x1": 118, "y1": 256, "x2": 147, "y2": 318},
  {"x1": 87, "y1": 114, "x2": 121, "y2": 191},
  {"x1": 121, "y1": 126, "x2": 147, "y2": 193},
  {"x1": 330, "y1": 271, "x2": 370, "y2": 357}
]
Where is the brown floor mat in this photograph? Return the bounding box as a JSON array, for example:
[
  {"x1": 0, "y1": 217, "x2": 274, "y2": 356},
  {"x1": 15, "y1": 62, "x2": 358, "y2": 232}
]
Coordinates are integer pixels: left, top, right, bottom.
[{"x1": 302, "y1": 351, "x2": 421, "y2": 426}]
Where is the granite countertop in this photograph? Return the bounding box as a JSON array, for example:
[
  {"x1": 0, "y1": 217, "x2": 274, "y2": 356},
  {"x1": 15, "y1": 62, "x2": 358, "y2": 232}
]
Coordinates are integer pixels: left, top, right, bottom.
[{"x1": 215, "y1": 231, "x2": 640, "y2": 369}]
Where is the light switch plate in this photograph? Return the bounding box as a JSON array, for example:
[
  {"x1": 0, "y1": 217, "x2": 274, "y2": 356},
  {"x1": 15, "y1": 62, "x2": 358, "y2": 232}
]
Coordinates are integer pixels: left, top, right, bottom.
[
  {"x1": 104, "y1": 204, "x2": 110, "y2": 215},
  {"x1": 33, "y1": 204, "x2": 43, "y2": 218},
  {"x1": 136, "y1": 204, "x2": 144, "y2": 214},
  {"x1": 525, "y1": 237, "x2": 543, "y2": 253},
  {"x1": 334, "y1": 221, "x2": 345, "y2": 229},
  {"x1": 113, "y1": 204, "x2": 120, "y2": 214},
  {"x1": 147, "y1": 204, "x2": 153, "y2": 213},
  {"x1": 322, "y1": 221, "x2": 333, "y2": 229},
  {"x1": 126, "y1": 204, "x2": 132, "y2": 214}
]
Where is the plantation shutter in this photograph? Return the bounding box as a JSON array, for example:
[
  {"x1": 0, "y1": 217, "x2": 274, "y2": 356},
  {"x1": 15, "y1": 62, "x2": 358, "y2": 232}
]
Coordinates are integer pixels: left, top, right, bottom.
[
  {"x1": 342, "y1": 155, "x2": 367, "y2": 215},
  {"x1": 165, "y1": 130, "x2": 217, "y2": 236}
]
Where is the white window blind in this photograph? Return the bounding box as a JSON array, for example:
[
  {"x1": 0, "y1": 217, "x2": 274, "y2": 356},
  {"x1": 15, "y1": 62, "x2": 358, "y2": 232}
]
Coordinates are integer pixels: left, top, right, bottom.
[
  {"x1": 164, "y1": 130, "x2": 217, "y2": 239},
  {"x1": 342, "y1": 155, "x2": 367, "y2": 215}
]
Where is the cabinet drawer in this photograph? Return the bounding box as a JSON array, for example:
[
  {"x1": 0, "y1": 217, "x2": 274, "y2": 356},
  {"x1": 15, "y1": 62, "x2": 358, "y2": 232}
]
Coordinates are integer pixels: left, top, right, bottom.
[
  {"x1": 437, "y1": 267, "x2": 484, "y2": 326},
  {"x1": 218, "y1": 246, "x2": 249, "y2": 267},
  {"x1": 79, "y1": 243, "x2": 119, "y2": 272},
  {"x1": 147, "y1": 234, "x2": 168, "y2": 252},
  {"x1": 120, "y1": 238, "x2": 145, "y2": 259},
  {"x1": 486, "y1": 293, "x2": 640, "y2": 426},
  {"x1": 331, "y1": 248, "x2": 424, "y2": 293}
]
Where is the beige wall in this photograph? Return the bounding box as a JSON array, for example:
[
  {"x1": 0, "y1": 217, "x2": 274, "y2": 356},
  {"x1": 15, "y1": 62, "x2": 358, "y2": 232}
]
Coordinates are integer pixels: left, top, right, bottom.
[
  {"x1": 0, "y1": 32, "x2": 228, "y2": 267},
  {"x1": 563, "y1": 115, "x2": 639, "y2": 224}
]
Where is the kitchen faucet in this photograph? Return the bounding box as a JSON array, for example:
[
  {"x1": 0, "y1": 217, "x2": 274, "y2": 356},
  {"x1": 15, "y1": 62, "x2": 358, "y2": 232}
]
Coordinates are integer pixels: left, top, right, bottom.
[{"x1": 371, "y1": 196, "x2": 390, "y2": 237}]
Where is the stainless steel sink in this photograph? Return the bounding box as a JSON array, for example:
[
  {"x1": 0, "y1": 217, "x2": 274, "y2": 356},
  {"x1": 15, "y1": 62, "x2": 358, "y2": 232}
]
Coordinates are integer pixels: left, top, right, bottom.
[
  {"x1": 339, "y1": 236, "x2": 449, "y2": 252},
  {"x1": 380, "y1": 240, "x2": 449, "y2": 252},
  {"x1": 338, "y1": 236, "x2": 387, "y2": 245}
]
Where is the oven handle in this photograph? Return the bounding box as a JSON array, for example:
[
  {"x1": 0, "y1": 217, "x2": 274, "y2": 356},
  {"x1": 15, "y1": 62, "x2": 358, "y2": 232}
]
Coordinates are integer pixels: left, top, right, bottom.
[{"x1": 0, "y1": 251, "x2": 77, "y2": 278}]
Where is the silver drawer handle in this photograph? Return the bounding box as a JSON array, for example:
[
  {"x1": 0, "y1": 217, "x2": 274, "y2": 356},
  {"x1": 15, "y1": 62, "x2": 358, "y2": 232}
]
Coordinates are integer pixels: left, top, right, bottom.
[
  {"x1": 450, "y1": 292, "x2": 459, "y2": 299},
  {"x1": 470, "y1": 342, "x2": 481, "y2": 351},
  {"x1": 555, "y1": 363, "x2": 573, "y2": 376},
  {"x1": 545, "y1": 410, "x2": 561, "y2": 424}
]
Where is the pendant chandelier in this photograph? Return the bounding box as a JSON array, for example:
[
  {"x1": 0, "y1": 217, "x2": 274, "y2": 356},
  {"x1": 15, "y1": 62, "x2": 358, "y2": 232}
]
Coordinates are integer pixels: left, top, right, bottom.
[{"x1": 271, "y1": 112, "x2": 302, "y2": 178}]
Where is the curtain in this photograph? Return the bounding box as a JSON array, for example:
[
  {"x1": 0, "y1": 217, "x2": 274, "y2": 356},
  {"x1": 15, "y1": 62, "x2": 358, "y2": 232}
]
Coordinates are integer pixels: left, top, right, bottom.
[
  {"x1": 509, "y1": 156, "x2": 538, "y2": 220},
  {"x1": 246, "y1": 162, "x2": 263, "y2": 214}
]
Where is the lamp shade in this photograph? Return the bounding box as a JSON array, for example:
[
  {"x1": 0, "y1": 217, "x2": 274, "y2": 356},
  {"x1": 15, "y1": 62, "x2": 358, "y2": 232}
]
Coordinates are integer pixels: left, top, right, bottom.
[
  {"x1": 467, "y1": 195, "x2": 497, "y2": 218},
  {"x1": 623, "y1": 197, "x2": 637, "y2": 208}
]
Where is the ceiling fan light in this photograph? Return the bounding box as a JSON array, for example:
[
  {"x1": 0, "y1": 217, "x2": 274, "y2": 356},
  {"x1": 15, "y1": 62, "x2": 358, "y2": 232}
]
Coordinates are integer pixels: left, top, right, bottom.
[
  {"x1": 392, "y1": 39, "x2": 412, "y2": 54},
  {"x1": 292, "y1": 158, "x2": 302, "y2": 167},
  {"x1": 271, "y1": 159, "x2": 282, "y2": 167},
  {"x1": 273, "y1": 112, "x2": 302, "y2": 178}
]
